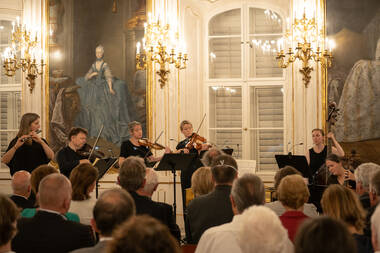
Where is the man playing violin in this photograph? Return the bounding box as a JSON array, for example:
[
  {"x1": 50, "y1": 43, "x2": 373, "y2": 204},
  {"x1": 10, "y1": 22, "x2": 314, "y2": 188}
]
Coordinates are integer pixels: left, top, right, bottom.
[
  {"x1": 119, "y1": 121, "x2": 170, "y2": 167},
  {"x1": 56, "y1": 127, "x2": 91, "y2": 178}
]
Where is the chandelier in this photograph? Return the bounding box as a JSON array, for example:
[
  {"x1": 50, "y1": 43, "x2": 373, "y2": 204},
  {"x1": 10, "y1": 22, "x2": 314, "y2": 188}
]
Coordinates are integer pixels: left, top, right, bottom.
[
  {"x1": 136, "y1": 14, "x2": 188, "y2": 88},
  {"x1": 2, "y1": 17, "x2": 45, "y2": 93},
  {"x1": 276, "y1": 11, "x2": 333, "y2": 87}
]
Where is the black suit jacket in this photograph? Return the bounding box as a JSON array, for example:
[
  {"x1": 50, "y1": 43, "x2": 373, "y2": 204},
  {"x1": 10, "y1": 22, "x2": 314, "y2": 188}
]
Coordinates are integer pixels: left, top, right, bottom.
[
  {"x1": 186, "y1": 185, "x2": 234, "y2": 243},
  {"x1": 12, "y1": 210, "x2": 95, "y2": 253},
  {"x1": 129, "y1": 191, "x2": 181, "y2": 240},
  {"x1": 10, "y1": 195, "x2": 34, "y2": 209}
]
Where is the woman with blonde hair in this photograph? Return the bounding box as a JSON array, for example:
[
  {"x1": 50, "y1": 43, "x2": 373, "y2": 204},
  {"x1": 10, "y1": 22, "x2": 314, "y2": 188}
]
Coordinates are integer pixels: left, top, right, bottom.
[
  {"x1": 321, "y1": 184, "x2": 372, "y2": 253},
  {"x1": 69, "y1": 163, "x2": 98, "y2": 225},
  {"x1": 191, "y1": 167, "x2": 214, "y2": 198},
  {"x1": 1, "y1": 113, "x2": 54, "y2": 175}
]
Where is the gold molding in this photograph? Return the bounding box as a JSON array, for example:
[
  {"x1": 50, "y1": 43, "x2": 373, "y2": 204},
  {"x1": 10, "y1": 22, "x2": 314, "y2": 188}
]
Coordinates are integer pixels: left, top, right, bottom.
[
  {"x1": 321, "y1": 0, "x2": 327, "y2": 134},
  {"x1": 147, "y1": 0, "x2": 153, "y2": 139},
  {"x1": 44, "y1": 0, "x2": 50, "y2": 141}
]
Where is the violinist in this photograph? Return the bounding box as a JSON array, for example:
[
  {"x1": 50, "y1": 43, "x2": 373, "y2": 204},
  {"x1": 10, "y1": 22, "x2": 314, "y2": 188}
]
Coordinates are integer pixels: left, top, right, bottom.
[
  {"x1": 56, "y1": 127, "x2": 91, "y2": 178},
  {"x1": 1, "y1": 113, "x2": 54, "y2": 176},
  {"x1": 176, "y1": 120, "x2": 210, "y2": 154},
  {"x1": 119, "y1": 121, "x2": 170, "y2": 167}
]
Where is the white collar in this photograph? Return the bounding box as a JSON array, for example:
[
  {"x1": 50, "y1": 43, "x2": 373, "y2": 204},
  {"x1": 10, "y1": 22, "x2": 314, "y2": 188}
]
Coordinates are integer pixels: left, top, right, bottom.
[
  {"x1": 99, "y1": 237, "x2": 113, "y2": 242},
  {"x1": 38, "y1": 208, "x2": 67, "y2": 220}
]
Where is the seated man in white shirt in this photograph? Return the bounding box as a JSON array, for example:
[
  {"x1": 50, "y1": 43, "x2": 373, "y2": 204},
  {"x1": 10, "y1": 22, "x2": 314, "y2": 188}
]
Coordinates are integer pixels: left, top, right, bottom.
[{"x1": 196, "y1": 174, "x2": 265, "y2": 253}]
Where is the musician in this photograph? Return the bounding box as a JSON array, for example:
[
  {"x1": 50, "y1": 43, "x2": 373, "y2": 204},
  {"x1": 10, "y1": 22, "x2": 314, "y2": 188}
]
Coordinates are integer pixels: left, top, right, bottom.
[
  {"x1": 176, "y1": 120, "x2": 210, "y2": 154},
  {"x1": 306, "y1": 128, "x2": 345, "y2": 175},
  {"x1": 119, "y1": 121, "x2": 170, "y2": 167},
  {"x1": 325, "y1": 154, "x2": 355, "y2": 188},
  {"x1": 56, "y1": 127, "x2": 91, "y2": 178},
  {"x1": 1, "y1": 113, "x2": 54, "y2": 176}
]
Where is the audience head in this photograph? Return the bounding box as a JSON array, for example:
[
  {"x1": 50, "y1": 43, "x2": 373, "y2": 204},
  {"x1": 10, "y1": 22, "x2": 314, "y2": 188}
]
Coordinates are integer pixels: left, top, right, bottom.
[
  {"x1": 31, "y1": 165, "x2": 58, "y2": 194},
  {"x1": 93, "y1": 188, "x2": 136, "y2": 237},
  {"x1": 107, "y1": 215, "x2": 180, "y2": 253},
  {"x1": 277, "y1": 174, "x2": 309, "y2": 210},
  {"x1": 70, "y1": 163, "x2": 98, "y2": 201},
  {"x1": 201, "y1": 148, "x2": 224, "y2": 166},
  {"x1": 191, "y1": 167, "x2": 214, "y2": 197},
  {"x1": 230, "y1": 174, "x2": 265, "y2": 214},
  {"x1": 211, "y1": 154, "x2": 238, "y2": 170},
  {"x1": 294, "y1": 217, "x2": 356, "y2": 253},
  {"x1": 11, "y1": 170, "x2": 31, "y2": 198},
  {"x1": 321, "y1": 184, "x2": 365, "y2": 232},
  {"x1": 274, "y1": 166, "x2": 301, "y2": 190},
  {"x1": 325, "y1": 154, "x2": 345, "y2": 176},
  {"x1": 119, "y1": 156, "x2": 146, "y2": 192},
  {"x1": 371, "y1": 205, "x2": 380, "y2": 251},
  {"x1": 211, "y1": 164, "x2": 237, "y2": 185},
  {"x1": 237, "y1": 206, "x2": 291, "y2": 253},
  {"x1": 38, "y1": 174, "x2": 72, "y2": 213},
  {"x1": 369, "y1": 170, "x2": 380, "y2": 207},
  {"x1": 355, "y1": 162, "x2": 380, "y2": 195},
  {"x1": 0, "y1": 194, "x2": 19, "y2": 248},
  {"x1": 142, "y1": 168, "x2": 159, "y2": 196}
]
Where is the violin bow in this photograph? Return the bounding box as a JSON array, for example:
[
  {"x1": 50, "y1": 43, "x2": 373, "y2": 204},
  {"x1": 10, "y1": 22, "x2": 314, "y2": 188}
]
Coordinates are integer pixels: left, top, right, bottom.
[
  {"x1": 89, "y1": 125, "x2": 104, "y2": 160},
  {"x1": 195, "y1": 114, "x2": 207, "y2": 135},
  {"x1": 143, "y1": 130, "x2": 164, "y2": 160}
]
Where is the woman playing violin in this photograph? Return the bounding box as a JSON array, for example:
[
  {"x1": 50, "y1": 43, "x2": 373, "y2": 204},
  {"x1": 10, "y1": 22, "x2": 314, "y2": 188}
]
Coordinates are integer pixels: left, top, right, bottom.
[
  {"x1": 176, "y1": 120, "x2": 210, "y2": 153},
  {"x1": 119, "y1": 121, "x2": 170, "y2": 167},
  {"x1": 56, "y1": 127, "x2": 91, "y2": 178},
  {"x1": 1, "y1": 113, "x2": 54, "y2": 175}
]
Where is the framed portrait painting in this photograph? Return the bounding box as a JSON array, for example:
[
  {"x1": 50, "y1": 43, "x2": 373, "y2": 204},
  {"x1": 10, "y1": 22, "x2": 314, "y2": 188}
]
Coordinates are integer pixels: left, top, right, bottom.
[
  {"x1": 46, "y1": 0, "x2": 149, "y2": 155},
  {"x1": 326, "y1": 0, "x2": 380, "y2": 163}
]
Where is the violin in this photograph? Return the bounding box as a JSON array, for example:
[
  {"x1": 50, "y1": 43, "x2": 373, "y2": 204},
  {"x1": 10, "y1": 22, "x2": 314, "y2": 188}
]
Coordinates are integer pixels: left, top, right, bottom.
[
  {"x1": 138, "y1": 138, "x2": 165, "y2": 150},
  {"x1": 185, "y1": 133, "x2": 208, "y2": 151}
]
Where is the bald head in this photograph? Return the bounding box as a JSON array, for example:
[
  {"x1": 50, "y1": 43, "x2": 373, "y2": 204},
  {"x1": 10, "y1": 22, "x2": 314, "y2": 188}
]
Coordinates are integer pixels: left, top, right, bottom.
[
  {"x1": 38, "y1": 174, "x2": 72, "y2": 213},
  {"x1": 11, "y1": 170, "x2": 31, "y2": 198}
]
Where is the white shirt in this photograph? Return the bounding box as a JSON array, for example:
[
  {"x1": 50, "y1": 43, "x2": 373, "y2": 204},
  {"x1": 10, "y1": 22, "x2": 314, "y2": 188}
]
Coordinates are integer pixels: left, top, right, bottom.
[
  {"x1": 69, "y1": 198, "x2": 96, "y2": 225},
  {"x1": 265, "y1": 200, "x2": 318, "y2": 217},
  {"x1": 196, "y1": 215, "x2": 243, "y2": 253}
]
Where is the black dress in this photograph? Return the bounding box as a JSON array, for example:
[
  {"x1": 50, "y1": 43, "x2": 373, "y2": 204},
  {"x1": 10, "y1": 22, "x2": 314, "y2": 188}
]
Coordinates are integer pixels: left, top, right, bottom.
[
  {"x1": 5, "y1": 137, "x2": 50, "y2": 175},
  {"x1": 120, "y1": 139, "x2": 153, "y2": 166},
  {"x1": 309, "y1": 146, "x2": 327, "y2": 175}
]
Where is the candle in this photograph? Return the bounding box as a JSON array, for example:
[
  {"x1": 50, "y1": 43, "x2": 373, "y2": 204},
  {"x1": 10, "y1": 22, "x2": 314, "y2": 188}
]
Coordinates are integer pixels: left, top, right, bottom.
[{"x1": 136, "y1": 42, "x2": 141, "y2": 54}]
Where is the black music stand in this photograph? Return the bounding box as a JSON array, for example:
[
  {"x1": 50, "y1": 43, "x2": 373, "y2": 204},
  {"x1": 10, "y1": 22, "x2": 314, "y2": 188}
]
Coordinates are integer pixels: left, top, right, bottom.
[
  {"x1": 94, "y1": 157, "x2": 118, "y2": 198},
  {"x1": 156, "y1": 153, "x2": 197, "y2": 222},
  {"x1": 275, "y1": 154, "x2": 313, "y2": 180}
]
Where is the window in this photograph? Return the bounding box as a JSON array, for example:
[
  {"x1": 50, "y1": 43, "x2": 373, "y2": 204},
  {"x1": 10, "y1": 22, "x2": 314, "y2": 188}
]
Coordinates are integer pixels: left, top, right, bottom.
[
  {"x1": 207, "y1": 6, "x2": 285, "y2": 172},
  {"x1": 0, "y1": 19, "x2": 22, "y2": 171}
]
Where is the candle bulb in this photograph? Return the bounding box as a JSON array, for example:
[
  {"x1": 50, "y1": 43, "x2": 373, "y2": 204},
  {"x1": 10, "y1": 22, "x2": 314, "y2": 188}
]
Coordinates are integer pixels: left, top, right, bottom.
[{"x1": 136, "y1": 42, "x2": 141, "y2": 54}]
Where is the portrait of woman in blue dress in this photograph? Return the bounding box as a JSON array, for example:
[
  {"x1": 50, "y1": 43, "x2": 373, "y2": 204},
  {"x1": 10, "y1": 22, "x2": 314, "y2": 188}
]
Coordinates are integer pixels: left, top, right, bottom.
[{"x1": 75, "y1": 45, "x2": 136, "y2": 145}]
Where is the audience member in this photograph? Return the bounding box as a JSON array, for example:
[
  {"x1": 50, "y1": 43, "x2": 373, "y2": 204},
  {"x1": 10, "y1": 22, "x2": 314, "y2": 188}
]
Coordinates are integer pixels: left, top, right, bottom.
[
  {"x1": 186, "y1": 164, "x2": 237, "y2": 244},
  {"x1": 265, "y1": 166, "x2": 318, "y2": 217},
  {"x1": 355, "y1": 162, "x2": 380, "y2": 210},
  {"x1": 326, "y1": 154, "x2": 355, "y2": 186},
  {"x1": 321, "y1": 184, "x2": 372, "y2": 253},
  {"x1": 196, "y1": 174, "x2": 265, "y2": 253},
  {"x1": 12, "y1": 174, "x2": 95, "y2": 253},
  {"x1": 107, "y1": 215, "x2": 180, "y2": 253},
  {"x1": 71, "y1": 188, "x2": 136, "y2": 253},
  {"x1": 21, "y1": 164, "x2": 79, "y2": 222},
  {"x1": 237, "y1": 206, "x2": 293, "y2": 253},
  {"x1": 294, "y1": 217, "x2": 356, "y2": 253},
  {"x1": 201, "y1": 148, "x2": 223, "y2": 167},
  {"x1": 140, "y1": 168, "x2": 159, "y2": 197},
  {"x1": 210, "y1": 154, "x2": 238, "y2": 169},
  {"x1": 365, "y1": 170, "x2": 380, "y2": 237},
  {"x1": 0, "y1": 194, "x2": 19, "y2": 253},
  {"x1": 10, "y1": 170, "x2": 34, "y2": 209},
  {"x1": 277, "y1": 174, "x2": 310, "y2": 241},
  {"x1": 118, "y1": 156, "x2": 180, "y2": 241},
  {"x1": 69, "y1": 164, "x2": 99, "y2": 225},
  {"x1": 191, "y1": 167, "x2": 214, "y2": 197},
  {"x1": 371, "y1": 205, "x2": 380, "y2": 253}
]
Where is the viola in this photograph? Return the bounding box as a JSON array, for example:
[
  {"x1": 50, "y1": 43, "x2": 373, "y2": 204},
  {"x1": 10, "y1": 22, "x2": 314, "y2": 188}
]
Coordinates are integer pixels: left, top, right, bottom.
[
  {"x1": 138, "y1": 138, "x2": 165, "y2": 150},
  {"x1": 76, "y1": 143, "x2": 105, "y2": 159}
]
